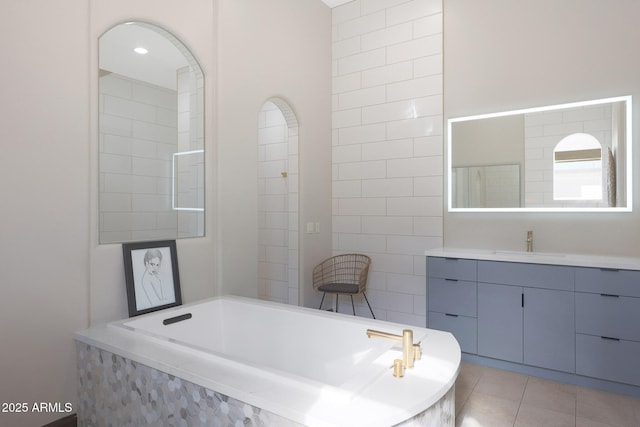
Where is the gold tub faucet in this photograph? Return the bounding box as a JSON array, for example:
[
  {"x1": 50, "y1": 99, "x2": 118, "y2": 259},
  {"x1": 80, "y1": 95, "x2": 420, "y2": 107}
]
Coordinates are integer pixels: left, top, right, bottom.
[{"x1": 366, "y1": 328, "x2": 421, "y2": 374}]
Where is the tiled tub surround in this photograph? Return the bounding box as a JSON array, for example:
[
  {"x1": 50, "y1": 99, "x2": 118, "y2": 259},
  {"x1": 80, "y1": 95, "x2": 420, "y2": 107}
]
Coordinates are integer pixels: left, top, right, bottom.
[
  {"x1": 425, "y1": 248, "x2": 640, "y2": 398},
  {"x1": 75, "y1": 296, "x2": 460, "y2": 426}
]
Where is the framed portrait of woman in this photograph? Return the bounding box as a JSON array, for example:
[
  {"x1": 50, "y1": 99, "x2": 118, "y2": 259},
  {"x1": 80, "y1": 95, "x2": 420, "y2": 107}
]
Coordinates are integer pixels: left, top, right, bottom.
[{"x1": 122, "y1": 240, "x2": 182, "y2": 317}]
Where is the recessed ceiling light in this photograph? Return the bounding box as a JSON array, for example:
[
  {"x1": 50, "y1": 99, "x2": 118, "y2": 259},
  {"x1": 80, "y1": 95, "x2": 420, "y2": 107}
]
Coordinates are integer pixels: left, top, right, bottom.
[{"x1": 134, "y1": 47, "x2": 148, "y2": 55}]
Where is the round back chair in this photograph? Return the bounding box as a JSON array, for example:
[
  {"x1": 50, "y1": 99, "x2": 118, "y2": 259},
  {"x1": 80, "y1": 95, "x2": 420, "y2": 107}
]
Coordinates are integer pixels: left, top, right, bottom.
[{"x1": 312, "y1": 253, "x2": 375, "y2": 318}]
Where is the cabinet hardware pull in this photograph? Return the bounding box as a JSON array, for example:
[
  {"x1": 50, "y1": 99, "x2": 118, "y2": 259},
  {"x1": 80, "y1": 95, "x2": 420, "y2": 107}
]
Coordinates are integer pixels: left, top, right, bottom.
[
  {"x1": 521, "y1": 293, "x2": 524, "y2": 307},
  {"x1": 445, "y1": 313, "x2": 459, "y2": 317},
  {"x1": 444, "y1": 257, "x2": 459, "y2": 261},
  {"x1": 600, "y1": 293, "x2": 620, "y2": 298},
  {"x1": 601, "y1": 336, "x2": 620, "y2": 341},
  {"x1": 445, "y1": 278, "x2": 459, "y2": 282},
  {"x1": 599, "y1": 268, "x2": 620, "y2": 272}
]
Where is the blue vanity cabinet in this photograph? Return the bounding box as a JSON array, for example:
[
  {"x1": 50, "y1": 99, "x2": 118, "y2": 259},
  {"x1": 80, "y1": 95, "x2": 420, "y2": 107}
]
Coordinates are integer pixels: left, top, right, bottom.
[
  {"x1": 477, "y1": 261, "x2": 575, "y2": 372},
  {"x1": 427, "y1": 257, "x2": 478, "y2": 354},
  {"x1": 575, "y1": 267, "x2": 640, "y2": 386}
]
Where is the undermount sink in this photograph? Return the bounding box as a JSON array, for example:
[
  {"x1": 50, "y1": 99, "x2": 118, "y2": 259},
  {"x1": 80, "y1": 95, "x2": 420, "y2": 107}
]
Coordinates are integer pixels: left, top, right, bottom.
[{"x1": 493, "y1": 250, "x2": 566, "y2": 258}]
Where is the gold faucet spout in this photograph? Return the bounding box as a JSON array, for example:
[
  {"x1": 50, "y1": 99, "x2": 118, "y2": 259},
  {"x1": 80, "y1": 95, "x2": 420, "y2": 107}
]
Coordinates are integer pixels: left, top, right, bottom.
[{"x1": 367, "y1": 328, "x2": 416, "y2": 369}]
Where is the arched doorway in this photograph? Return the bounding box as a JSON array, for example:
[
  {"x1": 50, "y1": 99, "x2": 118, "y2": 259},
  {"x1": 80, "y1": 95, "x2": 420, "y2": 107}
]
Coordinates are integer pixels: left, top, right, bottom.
[{"x1": 257, "y1": 98, "x2": 299, "y2": 305}]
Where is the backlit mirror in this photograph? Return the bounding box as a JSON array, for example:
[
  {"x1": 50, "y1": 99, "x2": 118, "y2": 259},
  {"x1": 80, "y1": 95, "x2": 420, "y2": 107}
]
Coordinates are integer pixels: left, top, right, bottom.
[
  {"x1": 448, "y1": 96, "x2": 632, "y2": 212},
  {"x1": 99, "y1": 22, "x2": 205, "y2": 243}
]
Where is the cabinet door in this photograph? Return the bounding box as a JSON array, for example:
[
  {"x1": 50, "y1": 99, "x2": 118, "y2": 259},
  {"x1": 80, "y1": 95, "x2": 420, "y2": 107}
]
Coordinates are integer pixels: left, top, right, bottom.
[
  {"x1": 478, "y1": 283, "x2": 523, "y2": 363},
  {"x1": 523, "y1": 288, "x2": 575, "y2": 372}
]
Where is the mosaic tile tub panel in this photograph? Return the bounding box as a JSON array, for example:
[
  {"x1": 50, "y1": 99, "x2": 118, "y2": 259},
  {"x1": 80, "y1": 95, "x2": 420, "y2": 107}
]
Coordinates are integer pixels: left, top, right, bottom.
[{"x1": 76, "y1": 342, "x2": 455, "y2": 426}]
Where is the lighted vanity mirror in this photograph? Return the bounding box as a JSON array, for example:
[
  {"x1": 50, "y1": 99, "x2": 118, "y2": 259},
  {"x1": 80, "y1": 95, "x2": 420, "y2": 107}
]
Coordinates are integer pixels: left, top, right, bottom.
[
  {"x1": 448, "y1": 96, "x2": 632, "y2": 212},
  {"x1": 99, "y1": 22, "x2": 205, "y2": 244}
]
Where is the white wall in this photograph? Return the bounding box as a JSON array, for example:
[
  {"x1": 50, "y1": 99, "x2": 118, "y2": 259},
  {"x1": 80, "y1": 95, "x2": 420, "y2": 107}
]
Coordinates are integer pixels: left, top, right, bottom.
[
  {"x1": 331, "y1": 0, "x2": 443, "y2": 326},
  {"x1": 0, "y1": 1, "x2": 89, "y2": 426},
  {"x1": 444, "y1": 0, "x2": 640, "y2": 257},
  {"x1": 217, "y1": 0, "x2": 332, "y2": 305},
  {"x1": 0, "y1": 1, "x2": 331, "y2": 425},
  {"x1": 88, "y1": 0, "x2": 217, "y2": 325}
]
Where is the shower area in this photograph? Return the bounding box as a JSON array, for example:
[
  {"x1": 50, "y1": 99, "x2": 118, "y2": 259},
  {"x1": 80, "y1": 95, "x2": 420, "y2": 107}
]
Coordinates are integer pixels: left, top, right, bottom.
[{"x1": 257, "y1": 99, "x2": 299, "y2": 305}]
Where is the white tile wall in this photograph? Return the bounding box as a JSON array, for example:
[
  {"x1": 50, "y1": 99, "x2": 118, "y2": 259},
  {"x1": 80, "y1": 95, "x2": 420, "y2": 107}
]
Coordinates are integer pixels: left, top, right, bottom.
[
  {"x1": 99, "y1": 73, "x2": 180, "y2": 242},
  {"x1": 258, "y1": 101, "x2": 299, "y2": 306},
  {"x1": 332, "y1": 0, "x2": 443, "y2": 325}
]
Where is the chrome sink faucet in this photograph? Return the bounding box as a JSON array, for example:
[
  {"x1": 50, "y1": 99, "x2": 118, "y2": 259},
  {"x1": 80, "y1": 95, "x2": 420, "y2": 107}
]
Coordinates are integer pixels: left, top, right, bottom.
[
  {"x1": 526, "y1": 230, "x2": 533, "y2": 252},
  {"x1": 366, "y1": 328, "x2": 422, "y2": 377}
]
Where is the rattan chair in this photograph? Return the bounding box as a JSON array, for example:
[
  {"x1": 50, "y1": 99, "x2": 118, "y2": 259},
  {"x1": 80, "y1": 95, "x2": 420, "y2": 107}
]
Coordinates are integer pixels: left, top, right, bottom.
[{"x1": 313, "y1": 253, "x2": 375, "y2": 318}]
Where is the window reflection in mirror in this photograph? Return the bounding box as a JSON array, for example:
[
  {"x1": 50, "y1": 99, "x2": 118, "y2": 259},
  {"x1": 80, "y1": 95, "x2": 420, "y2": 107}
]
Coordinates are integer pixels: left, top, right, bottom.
[
  {"x1": 553, "y1": 133, "x2": 605, "y2": 203},
  {"x1": 447, "y1": 96, "x2": 632, "y2": 212},
  {"x1": 99, "y1": 22, "x2": 205, "y2": 243}
]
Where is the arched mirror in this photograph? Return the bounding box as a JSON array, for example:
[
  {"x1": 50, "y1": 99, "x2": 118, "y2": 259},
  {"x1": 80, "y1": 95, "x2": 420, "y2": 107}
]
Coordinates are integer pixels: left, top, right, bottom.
[{"x1": 99, "y1": 22, "x2": 205, "y2": 244}]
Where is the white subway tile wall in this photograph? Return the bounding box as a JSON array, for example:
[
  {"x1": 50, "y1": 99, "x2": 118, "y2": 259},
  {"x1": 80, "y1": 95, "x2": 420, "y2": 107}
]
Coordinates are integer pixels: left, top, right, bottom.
[
  {"x1": 332, "y1": 0, "x2": 443, "y2": 325},
  {"x1": 99, "y1": 73, "x2": 178, "y2": 242},
  {"x1": 258, "y1": 101, "x2": 300, "y2": 306}
]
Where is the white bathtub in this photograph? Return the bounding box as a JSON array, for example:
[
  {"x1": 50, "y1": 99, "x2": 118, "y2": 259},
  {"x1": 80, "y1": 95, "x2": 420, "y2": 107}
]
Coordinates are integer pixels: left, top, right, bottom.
[{"x1": 76, "y1": 296, "x2": 460, "y2": 426}]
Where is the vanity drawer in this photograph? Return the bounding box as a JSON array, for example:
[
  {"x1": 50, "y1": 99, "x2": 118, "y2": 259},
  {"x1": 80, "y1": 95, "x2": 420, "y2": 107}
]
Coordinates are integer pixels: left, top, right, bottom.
[
  {"x1": 429, "y1": 312, "x2": 477, "y2": 354},
  {"x1": 478, "y1": 261, "x2": 574, "y2": 291},
  {"x1": 428, "y1": 257, "x2": 477, "y2": 281},
  {"x1": 576, "y1": 333, "x2": 640, "y2": 386},
  {"x1": 575, "y1": 267, "x2": 640, "y2": 297},
  {"x1": 575, "y1": 292, "x2": 640, "y2": 341},
  {"x1": 428, "y1": 278, "x2": 477, "y2": 317}
]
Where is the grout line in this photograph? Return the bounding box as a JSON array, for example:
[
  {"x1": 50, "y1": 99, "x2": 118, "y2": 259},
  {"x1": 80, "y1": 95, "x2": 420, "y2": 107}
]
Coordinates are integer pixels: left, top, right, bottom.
[{"x1": 511, "y1": 375, "x2": 530, "y2": 426}]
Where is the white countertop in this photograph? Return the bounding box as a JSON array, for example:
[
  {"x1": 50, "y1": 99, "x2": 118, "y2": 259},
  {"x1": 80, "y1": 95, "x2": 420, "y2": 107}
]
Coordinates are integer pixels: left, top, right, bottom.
[{"x1": 425, "y1": 247, "x2": 640, "y2": 271}]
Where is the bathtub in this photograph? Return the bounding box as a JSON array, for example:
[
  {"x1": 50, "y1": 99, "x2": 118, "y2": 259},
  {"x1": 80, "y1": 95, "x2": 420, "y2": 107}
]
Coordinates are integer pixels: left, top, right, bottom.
[{"x1": 75, "y1": 296, "x2": 460, "y2": 426}]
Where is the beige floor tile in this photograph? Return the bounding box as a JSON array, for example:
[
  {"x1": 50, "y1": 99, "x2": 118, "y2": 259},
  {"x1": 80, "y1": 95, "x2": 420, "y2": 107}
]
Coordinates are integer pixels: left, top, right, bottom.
[
  {"x1": 576, "y1": 417, "x2": 619, "y2": 427},
  {"x1": 473, "y1": 366, "x2": 528, "y2": 402},
  {"x1": 514, "y1": 404, "x2": 575, "y2": 427},
  {"x1": 521, "y1": 376, "x2": 576, "y2": 416},
  {"x1": 576, "y1": 386, "x2": 639, "y2": 427},
  {"x1": 455, "y1": 363, "x2": 640, "y2": 427},
  {"x1": 455, "y1": 362, "x2": 484, "y2": 414},
  {"x1": 456, "y1": 390, "x2": 520, "y2": 427}
]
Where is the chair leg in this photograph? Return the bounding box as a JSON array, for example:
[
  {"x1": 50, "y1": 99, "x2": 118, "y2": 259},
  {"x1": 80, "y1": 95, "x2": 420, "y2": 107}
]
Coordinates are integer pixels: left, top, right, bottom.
[
  {"x1": 319, "y1": 292, "x2": 326, "y2": 310},
  {"x1": 335, "y1": 294, "x2": 339, "y2": 313},
  {"x1": 363, "y1": 292, "x2": 375, "y2": 319},
  {"x1": 350, "y1": 295, "x2": 356, "y2": 316}
]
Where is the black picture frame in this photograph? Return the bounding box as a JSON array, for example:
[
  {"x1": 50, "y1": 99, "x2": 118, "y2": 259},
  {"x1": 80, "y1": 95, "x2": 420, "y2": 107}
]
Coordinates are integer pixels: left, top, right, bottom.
[{"x1": 122, "y1": 240, "x2": 182, "y2": 317}]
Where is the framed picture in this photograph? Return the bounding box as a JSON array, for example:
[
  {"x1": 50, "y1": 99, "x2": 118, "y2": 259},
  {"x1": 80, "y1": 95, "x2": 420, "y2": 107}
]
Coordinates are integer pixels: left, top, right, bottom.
[{"x1": 122, "y1": 240, "x2": 182, "y2": 317}]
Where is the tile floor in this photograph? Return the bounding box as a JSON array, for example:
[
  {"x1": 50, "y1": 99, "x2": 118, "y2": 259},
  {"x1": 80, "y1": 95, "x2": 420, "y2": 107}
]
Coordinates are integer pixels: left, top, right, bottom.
[{"x1": 455, "y1": 362, "x2": 640, "y2": 427}]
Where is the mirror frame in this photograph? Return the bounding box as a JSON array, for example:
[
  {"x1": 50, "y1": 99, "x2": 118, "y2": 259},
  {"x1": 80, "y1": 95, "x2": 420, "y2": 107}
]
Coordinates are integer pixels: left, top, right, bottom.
[{"x1": 447, "y1": 95, "x2": 633, "y2": 213}]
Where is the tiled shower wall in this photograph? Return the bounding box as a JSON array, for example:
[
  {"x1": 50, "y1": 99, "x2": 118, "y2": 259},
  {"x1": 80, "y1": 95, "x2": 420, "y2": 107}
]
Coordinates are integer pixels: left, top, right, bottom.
[
  {"x1": 176, "y1": 66, "x2": 205, "y2": 237},
  {"x1": 99, "y1": 73, "x2": 178, "y2": 242},
  {"x1": 258, "y1": 102, "x2": 290, "y2": 303},
  {"x1": 331, "y1": 0, "x2": 443, "y2": 325}
]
